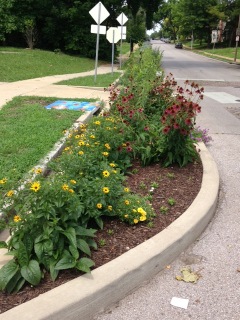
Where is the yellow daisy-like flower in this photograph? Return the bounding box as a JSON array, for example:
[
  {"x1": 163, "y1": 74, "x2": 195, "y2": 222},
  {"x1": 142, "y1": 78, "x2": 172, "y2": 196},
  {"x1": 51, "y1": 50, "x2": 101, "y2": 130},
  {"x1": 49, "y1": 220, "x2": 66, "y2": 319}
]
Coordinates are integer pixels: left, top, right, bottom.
[
  {"x1": 125, "y1": 200, "x2": 130, "y2": 205},
  {"x1": 133, "y1": 219, "x2": 139, "y2": 224},
  {"x1": 75, "y1": 135, "x2": 80, "y2": 139},
  {"x1": 102, "y1": 187, "x2": 110, "y2": 194},
  {"x1": 140, "y1": 216, "x2": 147, "y2": 221},
  {"x1": 6, "y1": 190, "x2": 14, "y2": 197},
  {"x1": 122, "y1": 143, "x2": 126, "y2": 147},
  {"x1": 13, "y1": 215, "x2": 21, "y2": 223},
  {"x1": 86, "y1": 143, "x2": 90, "y2": 147},
  {"x1": 68, "y1": 134, "x2": 72, "y2": 138},
  {"x1": 68, "y1": 189, "x2": 74, "y2": 193},
  {"x1": 108, "y1": 205, "x2": 113, "y2": 211},
  {"x1": 90, "y1": 135, "x2": 95, "y2": 139},
  {"x1": 94, "y1": 121, "x2": 101, "y2": 125},
  {"x1": 35, "y1": 168, "x2": 42, "y2": 174},
  {"x1": 96, "y1": 203, "x2": 102, "y2": 209},
  {"x1": 109, "y1": 163, "x2": 116, "y2": 167},
  {"x1": 30, "y1": 181, "x2": 41, "y2": 192},
  {"x1": 0, "y1": 178, "x2": 7, "y2": 184},
  {"x1": 70, "y1": 179, "x2": 76, "y2": 184},
  {"x1": 124, "y1": 214, "x2": 128, "y2": 218},
  {"x1": 102, "y1": 152, "x2": 109, "y2": 157},
  {"x1": 80, "y1": 134, "x2": 85, "y2": 138},
  {"x1": 62, "y1": 184, "x2": 69, "y2": 191},
  {"x1": 102, "y1": 170, "x2": 110, "y2": 178},
  {"x1": 78, "y1": 140, "x2": 85, "y2": 146},
  {"x1": 64, "y1": 146, "x2": 70, "y2": 151},
  {"x1": 78, "y1": 151, "x2": 84, "y2": 155},
  {"x1": 106, "y1": 127, "x2": 111, "y2": 130},
  {"x1": 137, "y1": 207, "x2": 146, "y2": 216},
  {"x1": 105, "y1": 143, "x2": 111, "y2": 150},
  {"x1": 124, "y1": 187, "x2": 130, "y2": 193}
]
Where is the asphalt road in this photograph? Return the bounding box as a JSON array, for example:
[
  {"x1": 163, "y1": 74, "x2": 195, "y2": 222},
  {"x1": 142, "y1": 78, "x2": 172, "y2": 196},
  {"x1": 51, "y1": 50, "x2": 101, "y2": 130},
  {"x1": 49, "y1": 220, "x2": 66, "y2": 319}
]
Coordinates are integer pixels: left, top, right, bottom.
[{"x1": 96, "y1": 41, "x2": 240, "y2": 320}]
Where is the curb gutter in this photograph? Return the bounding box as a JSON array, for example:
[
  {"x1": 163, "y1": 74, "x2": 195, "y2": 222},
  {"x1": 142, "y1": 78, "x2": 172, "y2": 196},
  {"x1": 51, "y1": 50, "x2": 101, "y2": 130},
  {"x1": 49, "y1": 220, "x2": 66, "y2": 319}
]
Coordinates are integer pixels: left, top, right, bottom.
[{"x1": 0, "y1": 142, "x2": 219, "y2": 320}]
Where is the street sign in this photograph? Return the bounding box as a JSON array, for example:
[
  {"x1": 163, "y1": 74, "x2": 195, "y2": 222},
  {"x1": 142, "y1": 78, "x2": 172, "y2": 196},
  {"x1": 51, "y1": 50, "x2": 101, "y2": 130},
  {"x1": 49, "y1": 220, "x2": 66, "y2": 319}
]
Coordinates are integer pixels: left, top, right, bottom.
[
  {"x1": 211, "y1": 30, "x2": 218, "y2": 43},
  {"x1": 118, "y1": 26, "x2": 126, "y2": 39},
  {"x1": 117, "y1": 13, "x2": 128, "y2": 26},
  {"x1": 106, "y1": 27, "x2": 121, "y2": 43},
  {"x1": 89, "y1": 2, "x2": 110, "y2": 24},
  {"x1": 91, "y1": 25, "x2": 106, "y2": 35},
  {"x1": 236, "y1": 28, "x2": 240, "y2": 36},
  {"x1": 236, "y1": 36, "x2": 239, "y2": 42}
]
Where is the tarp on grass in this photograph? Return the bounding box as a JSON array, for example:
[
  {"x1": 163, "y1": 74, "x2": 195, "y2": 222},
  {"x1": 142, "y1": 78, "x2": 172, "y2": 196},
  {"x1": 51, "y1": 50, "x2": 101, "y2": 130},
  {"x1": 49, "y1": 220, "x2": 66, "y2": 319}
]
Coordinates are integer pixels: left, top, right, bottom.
[{"x1": 45, "y1": 100, "x2": 100, "y2": 112}]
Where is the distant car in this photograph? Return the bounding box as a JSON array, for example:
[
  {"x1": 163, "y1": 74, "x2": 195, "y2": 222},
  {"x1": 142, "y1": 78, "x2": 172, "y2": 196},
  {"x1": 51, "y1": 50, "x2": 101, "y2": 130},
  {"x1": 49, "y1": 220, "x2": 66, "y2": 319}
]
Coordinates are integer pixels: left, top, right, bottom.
[{"x1": 175, "y1": 42, "x2": 183, "y2": 49}]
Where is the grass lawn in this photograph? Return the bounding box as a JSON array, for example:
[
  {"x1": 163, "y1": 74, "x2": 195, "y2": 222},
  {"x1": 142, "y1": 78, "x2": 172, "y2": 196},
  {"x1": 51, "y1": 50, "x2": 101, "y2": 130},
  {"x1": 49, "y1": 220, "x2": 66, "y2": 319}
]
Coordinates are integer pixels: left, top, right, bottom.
[
  {"x1": 0, "y1": 47, "x2": 97, "y2": 82},
  {"x1": 56, "y1": 72, "x2": 122, "y2": 87},
  {"x1": 0, "y1": 96, "x2": 96, "y2": 179}
]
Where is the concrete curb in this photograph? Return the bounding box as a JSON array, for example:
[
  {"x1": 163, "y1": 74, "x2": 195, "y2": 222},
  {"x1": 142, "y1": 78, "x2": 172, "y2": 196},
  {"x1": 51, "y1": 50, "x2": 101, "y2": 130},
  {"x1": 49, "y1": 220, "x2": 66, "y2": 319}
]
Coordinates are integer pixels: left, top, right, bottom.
[{"x1": 1, "y1": 142, "x2": 219, "y2": 319}]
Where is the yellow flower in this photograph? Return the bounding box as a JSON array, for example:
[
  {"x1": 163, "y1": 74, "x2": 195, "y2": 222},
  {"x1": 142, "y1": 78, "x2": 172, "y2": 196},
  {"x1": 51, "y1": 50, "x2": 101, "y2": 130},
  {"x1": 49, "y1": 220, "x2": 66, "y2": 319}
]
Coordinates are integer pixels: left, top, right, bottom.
[
  {"x1": 132, "y1": 209, "x2": 137, "y2": 212},
  {"x1": 109, "y1": 163, "x2": 116, "y2": 167},
  {"x1": 124, "y1": 200, "x2": 130, "y2": 205},
  {"x1": 70, "y1": 180, "x2": 76, "y2": 184},
  {"x1": 90, "y1": 135, "x2": 95, "y2": 139},
  {"x1": 102, "y1": 170, "x2": 110, "y2": 178},
  {"x1": 13, "y1": 215, "x2": 21, "y2": 223},
  {"x1": 78, "y1": 151, "x2": 84, "y2": 155},
  {"x1": 68, "y1": 134, "x2": 72, "y2": 138},
  {"x1": 68, "y1": 189, "x2": 74, "y2": 193},
  {"x1": 0, "y1": 178, "x2": 7, "y2": 184},
  {"x1": 106, "y1": 127, "x2": 111, "y2": 130},
  {"x1": 124, "y1": 214, "x2": 128, "y2": 218},
  {"x1": 86, "y1": 143, "x2": 90, "y2": 147},
  {"x1": 30, "y1": 181, "x2": 41, "y2": 192},
  {"x1": 7, "y1": 190, "x2": 14, "y2": 197},
  {"x1": 133, "y1": 219, "x2": 139, "y2": 224},
  {"x1": 62, "y1": 184, "x2": 69, "y2": 191},
  {"x1": 35, "y1": 168, "x2": 43, "y2": 174},
  {"x1": 102, "y1": 152, "x2": 109, "y2": 157},
  {"x1": 75, "y1": 135, "x2": 80, "y2": 139},
  {"x1": 78, "y1": 140, "x2": 85, "y2": 146},
  {"x1": 124, "y1": 187, "x2": 130, "y2": 193},
  {"x1": 94, "y1": 121, "x2": 101, "y2": 125},
  {"x1": 96, "y1": 203, "x2": 102, "y2": 209},
  {"x1": 64, "y1": 146, "x2": 70, "y2": 151},
  {"x1": 122, "y1": 143, "x2": 126, "y2": 147},
  {"x1": 140, "y1": 216, "x2": 147, "y2": 221},
  {"x1": 102, "y1": 187, "x2": 110, "y2": 194},
  {"x1": 108, "y1": 205, "x2": 113, "y2": 211},
  {"x1": 105, "y1": 143, "x2": 111, "y2": 150},
  {"x1": 112, "y1": 170, "x2": 117, "y2": 174},
  {"x1": 137, "y1": 207, "x2": 145, "y2": 214}
]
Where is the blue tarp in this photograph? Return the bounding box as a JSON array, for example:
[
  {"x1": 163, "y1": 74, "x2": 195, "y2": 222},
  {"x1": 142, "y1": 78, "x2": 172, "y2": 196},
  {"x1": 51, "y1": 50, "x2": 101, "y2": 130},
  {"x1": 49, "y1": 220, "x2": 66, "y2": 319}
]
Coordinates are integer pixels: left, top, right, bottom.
[{"x1": 45, "y1": 100, "x2": 100, "y2": 112}]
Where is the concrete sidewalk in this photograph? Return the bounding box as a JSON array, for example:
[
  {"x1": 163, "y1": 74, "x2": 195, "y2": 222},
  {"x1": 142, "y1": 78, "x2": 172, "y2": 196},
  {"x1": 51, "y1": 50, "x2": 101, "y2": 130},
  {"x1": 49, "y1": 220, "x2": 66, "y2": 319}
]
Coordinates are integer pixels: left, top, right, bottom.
[{"x1": 0, "y1": 64, "x2": 116, "y2": 109}]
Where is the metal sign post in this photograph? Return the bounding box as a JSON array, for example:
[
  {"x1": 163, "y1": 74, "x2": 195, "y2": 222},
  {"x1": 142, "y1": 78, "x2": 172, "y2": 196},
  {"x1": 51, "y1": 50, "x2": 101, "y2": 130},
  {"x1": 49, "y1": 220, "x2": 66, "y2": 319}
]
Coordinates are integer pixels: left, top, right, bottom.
[
  {"x1": 117, "y1": 13, "x2": 128, "y2": 69},
  {"x1": 89, "y1": 2, "x2": 110, "y2": 82}
]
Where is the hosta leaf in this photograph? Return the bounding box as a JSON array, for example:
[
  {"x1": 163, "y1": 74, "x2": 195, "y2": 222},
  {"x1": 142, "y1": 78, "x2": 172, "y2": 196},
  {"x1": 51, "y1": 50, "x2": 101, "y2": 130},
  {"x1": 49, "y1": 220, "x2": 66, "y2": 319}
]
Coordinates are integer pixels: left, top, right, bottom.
[
  {"x1": 21, "y1": 260, "x2": 42, "y2": 286},
  {"x1": 76, "y1": 258, "x2": 95, "y2": 273},
  {"x1": 0, "y1": 260, "x2": 19, "y2": 291},
  {"x1": 34, "y1": 242, "x2": 44, "y2": 261},
  {"x1": 5, "y1": 270, "x2": 23, "y2": 294},
  {"x1": 55, "y1": 251, "x2": 76, "y2": 270},
  {"x1": 77, "y1": 239, "x2": 91, "y2": 256},
  {"x1": 86, "y1": 238, "x2": 98, "y2": 250}
]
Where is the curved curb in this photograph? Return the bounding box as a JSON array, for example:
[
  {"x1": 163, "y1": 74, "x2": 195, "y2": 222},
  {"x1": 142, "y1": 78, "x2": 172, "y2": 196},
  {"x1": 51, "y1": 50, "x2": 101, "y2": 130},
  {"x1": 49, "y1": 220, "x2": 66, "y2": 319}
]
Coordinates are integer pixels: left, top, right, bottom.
[{"x1": 1, "y1": 142, "x2": 219, "y2": 320}]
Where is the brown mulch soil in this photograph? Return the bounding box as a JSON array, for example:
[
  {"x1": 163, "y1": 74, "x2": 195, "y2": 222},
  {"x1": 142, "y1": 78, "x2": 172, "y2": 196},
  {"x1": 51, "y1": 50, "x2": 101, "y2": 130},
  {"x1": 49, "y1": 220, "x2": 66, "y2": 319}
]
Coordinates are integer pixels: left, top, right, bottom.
[{"x1": 0, "y1": 159, "x2": 203, "y2": 314}]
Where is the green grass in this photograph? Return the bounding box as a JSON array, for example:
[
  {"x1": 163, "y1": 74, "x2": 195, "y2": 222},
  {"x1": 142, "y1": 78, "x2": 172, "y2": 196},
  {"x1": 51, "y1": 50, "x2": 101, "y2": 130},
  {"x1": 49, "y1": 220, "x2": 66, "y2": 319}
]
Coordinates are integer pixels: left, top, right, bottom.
[
  {"x1": 0, "y1": 96, "x2": 95, "y2": 179},
  {"x1": 0, "y1": 47, "x2": 97, "y2": 82},
  {"x1": 118, "y1": 42, "x2": 131, "y2": 55},
  {"x1": 57, "y1": 72, "x2": 122, "y2": 87}
]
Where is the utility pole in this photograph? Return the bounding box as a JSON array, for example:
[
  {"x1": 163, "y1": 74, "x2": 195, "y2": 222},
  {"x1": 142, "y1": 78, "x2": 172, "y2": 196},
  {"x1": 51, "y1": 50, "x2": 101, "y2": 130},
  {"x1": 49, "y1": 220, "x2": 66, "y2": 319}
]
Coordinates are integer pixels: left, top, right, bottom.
[{"x1": 234, "y1": 14, "x2": 240, "y2": 63}]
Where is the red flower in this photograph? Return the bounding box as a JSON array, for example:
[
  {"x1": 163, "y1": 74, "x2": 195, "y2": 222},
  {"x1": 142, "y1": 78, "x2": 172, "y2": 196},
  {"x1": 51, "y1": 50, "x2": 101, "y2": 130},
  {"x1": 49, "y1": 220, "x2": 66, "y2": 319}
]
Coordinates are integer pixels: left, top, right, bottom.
[{"x1": 163, "y1": 126, "x2": 171, "y2": 134}]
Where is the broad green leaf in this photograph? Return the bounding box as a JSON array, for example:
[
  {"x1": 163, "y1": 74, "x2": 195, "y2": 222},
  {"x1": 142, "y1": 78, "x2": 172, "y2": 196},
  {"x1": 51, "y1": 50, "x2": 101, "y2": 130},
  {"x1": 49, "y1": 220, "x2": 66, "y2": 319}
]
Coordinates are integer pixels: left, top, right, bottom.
[
  {"x1": 62, "y1": 227, "x2": 77, "y2": 247},
  {"x1": 21, "y1": 260, "x2": 42, "y2": 286},
  {"x1": 0, "y1": 260, "x2": 19, "y2": 290},
  {"x1": 50, "y1": 262, "x2": 59, "y2": 281},
  {"x1": 55, "y1": 251, "x2": 76, "y2": 270},
  {"x1": 17, "y1": 241, "x2": 29, "y2": 267},
  {"x1": 76, "y1": 258, "x2": 95, "y2": 273},
  {"x1": 22, "y1": 235, "x2": 34, "y2": 255},
  {"x1": 95, "y1": 217, "x2": 103, "y2": 229},
  {"x1": 75, "y1": 226, "x2": 96, "y2": 238},
  {"x1": 34, "y1": 242, "x2": 44, "y2": 261},
  {"x1": 69, "y1": 245, "x2": 79, "y2": 260},
  {"x1": 86, "y1": 238, "x2": 98, "y2": 250},
  {"x1": 77, "y1": 239, "x2": 91, "y2": 256},
  {"x1": 0, "y1": 241, "x2": 7, "y2": 249},
  {"x1": 5, "y1": 270, "x2": 23, "y2": 293}
]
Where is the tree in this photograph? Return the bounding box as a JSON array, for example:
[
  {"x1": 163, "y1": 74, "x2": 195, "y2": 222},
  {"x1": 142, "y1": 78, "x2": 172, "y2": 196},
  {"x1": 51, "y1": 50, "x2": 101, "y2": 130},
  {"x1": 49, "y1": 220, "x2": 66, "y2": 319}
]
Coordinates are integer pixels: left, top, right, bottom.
[{"x1": 0, "y1": 0, "x2": 16, "y2": 42}]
